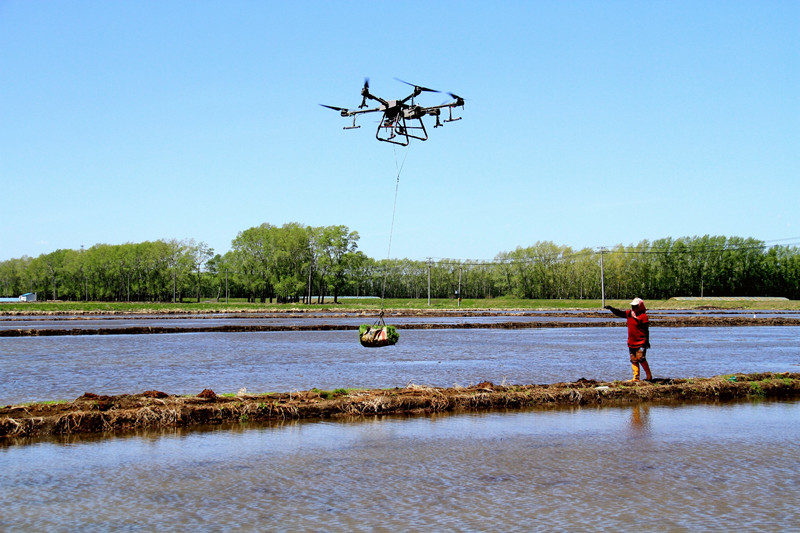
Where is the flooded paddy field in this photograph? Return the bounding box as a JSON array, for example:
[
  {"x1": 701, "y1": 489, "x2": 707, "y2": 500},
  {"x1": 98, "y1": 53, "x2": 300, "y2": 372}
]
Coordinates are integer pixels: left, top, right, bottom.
[
  {"x1": 2, "y1": 400, "x2": 798, "y2": 531},
  {"x1": 2, "y1": 325, "x2": 799, "y2": 405},
  {"x1": 2, "y1": 311, "x2": 799, "y2": 530}
]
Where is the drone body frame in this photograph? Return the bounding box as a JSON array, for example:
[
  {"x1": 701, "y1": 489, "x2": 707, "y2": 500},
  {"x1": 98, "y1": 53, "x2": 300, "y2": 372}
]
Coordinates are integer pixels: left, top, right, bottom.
[{"x1": 321, "y1": 79, "x2": 464, "y2": 146}]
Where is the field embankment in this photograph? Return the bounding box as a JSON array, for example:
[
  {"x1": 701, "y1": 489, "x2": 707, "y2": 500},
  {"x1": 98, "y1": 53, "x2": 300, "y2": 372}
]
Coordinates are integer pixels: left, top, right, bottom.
[
  {"x1": 2, "y1": 297, "x2": 799, "y2": 316},
  {"x1": 3, "y1": 373, "x2": 798, "y2": 442}
]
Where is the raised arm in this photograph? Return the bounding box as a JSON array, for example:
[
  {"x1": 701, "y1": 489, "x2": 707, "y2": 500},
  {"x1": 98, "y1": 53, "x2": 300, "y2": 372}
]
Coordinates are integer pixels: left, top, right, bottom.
[{"x1": 604, "y1": 305, "x2": 627, "y2": 318}]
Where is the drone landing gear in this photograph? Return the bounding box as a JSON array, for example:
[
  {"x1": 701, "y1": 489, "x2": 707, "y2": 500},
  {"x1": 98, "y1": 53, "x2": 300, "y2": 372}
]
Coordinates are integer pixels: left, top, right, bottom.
[
  {"x1": 444, "y1": 106, "x2": 462, "y2": 125},
  {"x1": 376, "y1": 116, "x2": 428, "y2": 146},
  {"x1": 343, "y1": 116, "x2": 360, "y2": 130},
  {"x1": 432, "y1": 106, "x2": 462, "y2": 128}
]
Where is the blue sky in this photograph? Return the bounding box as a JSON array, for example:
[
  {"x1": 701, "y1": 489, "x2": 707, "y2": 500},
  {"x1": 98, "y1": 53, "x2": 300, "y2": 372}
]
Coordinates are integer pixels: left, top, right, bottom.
[{"x1": 2, "y1": 1, "x2": 798, "y2": 262}]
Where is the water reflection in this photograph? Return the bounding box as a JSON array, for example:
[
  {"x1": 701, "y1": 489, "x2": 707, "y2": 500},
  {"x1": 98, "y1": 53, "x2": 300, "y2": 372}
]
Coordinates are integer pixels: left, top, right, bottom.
[{"x1": 627, "y1": 405, "x2": 651, "y2": 439}]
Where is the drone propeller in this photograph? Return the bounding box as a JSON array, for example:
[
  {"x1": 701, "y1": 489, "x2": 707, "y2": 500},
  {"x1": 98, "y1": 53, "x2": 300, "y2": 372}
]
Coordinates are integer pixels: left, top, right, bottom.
[
  {"x1": 447, "y1": 93, "x2": 466, "y2": 106},
  {"x1": 320, "y1": 104, "x2": 351, "y2": 117},
  {"x1": 359, "y1": 77, "x2": 371, "y2": 108},
  {"x1": 395, "y1": 78, "x2": 441, "y2": 93}
]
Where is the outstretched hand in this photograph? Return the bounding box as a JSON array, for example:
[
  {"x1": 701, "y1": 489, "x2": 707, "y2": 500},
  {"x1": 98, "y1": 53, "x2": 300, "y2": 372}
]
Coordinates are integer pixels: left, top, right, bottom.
[{"x1": 603, "y1": 305, "x2": 612, "y2": 310}]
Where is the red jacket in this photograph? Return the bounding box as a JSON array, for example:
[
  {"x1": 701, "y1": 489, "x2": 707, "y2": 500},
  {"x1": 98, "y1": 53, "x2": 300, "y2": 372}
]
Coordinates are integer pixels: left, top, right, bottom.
[{"x1": 608, "y1": 300, "x2": 649, "y2": 348}]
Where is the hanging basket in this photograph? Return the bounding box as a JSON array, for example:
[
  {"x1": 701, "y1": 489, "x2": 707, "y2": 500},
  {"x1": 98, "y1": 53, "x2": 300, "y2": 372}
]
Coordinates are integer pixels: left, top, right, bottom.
[{"x1": 359, "y1": 322, "x2": 399, "y2": 347}]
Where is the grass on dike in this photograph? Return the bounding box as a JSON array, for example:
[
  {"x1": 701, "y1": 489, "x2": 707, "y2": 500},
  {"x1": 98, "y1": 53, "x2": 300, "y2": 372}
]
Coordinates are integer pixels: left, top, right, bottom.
[{"x1": 1, "y1": 297, "x2": 799, "y2": 314}]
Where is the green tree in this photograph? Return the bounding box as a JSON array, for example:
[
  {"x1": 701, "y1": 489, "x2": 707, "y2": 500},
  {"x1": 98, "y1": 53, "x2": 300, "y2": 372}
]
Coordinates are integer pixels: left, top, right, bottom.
[{"x1": 317, "y1": 225, "x2": 359, "y2": 303}]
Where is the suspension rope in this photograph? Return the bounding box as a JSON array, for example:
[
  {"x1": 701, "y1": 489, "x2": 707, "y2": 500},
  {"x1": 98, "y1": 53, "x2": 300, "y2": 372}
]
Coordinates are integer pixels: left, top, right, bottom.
[{"x1": 379, "y1": 145, "x2": 409, "y2": 319}]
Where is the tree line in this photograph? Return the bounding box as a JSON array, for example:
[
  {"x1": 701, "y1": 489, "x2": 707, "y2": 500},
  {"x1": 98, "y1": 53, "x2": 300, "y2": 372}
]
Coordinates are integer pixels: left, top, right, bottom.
[{"x1": 1, "y1": 226, "x2": 798, "y2": 302}]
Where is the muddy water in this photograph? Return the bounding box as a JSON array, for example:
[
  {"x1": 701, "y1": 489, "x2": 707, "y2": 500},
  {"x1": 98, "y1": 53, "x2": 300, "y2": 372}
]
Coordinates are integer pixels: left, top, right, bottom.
[
  {"x1": 2, "y1": 326, "x2": 800, "y2": 405},
  {"x1": 2, "y1": 400, "x2": 799, "y2": 531}
]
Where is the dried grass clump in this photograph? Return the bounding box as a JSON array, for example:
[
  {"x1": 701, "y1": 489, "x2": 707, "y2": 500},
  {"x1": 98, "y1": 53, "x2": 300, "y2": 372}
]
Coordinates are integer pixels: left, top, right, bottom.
[
  {"x1": 2, "y1": 373, "x2": 799, "y2": 440},
  {"x1": 404, "y1": 382, "x2": 439, "y2": 393}
]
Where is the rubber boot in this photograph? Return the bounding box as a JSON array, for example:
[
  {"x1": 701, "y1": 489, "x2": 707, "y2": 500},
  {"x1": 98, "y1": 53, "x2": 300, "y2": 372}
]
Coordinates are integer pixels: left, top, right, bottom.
[
  {"x1": 630, "y1": 363, "x2": 640, "y2": 381},
  {"x1": 640, "y1": 360, "x2": 653, "y2": 381}
]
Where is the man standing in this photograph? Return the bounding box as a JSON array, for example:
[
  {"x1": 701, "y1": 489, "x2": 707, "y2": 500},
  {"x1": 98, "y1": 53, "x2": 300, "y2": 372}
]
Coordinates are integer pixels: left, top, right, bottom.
[{"x1": 604, "y1": 298, "x2": 652, "y2": 381}]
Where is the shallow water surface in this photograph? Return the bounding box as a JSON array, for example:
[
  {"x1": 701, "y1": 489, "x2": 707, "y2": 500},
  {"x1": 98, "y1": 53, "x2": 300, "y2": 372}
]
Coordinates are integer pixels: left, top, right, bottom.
[
  {"x1": 2, "y1": 326, "x2": 799, "y2": 404},
  {"x1": 2, "y1": 400, "x2": 798, "y2": 531}
]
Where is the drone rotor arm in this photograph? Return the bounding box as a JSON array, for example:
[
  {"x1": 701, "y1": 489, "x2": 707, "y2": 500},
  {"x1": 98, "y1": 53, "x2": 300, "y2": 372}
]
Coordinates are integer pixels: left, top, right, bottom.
[
  {"x1": 350, "y1": 106, "x2": 384, "y2": 115},
  {"x1": 417, "y1": 97, "x2": 465, "y2": 124},
  {"x1": 358, "y1": 79, "x2": 392, "y2": 108},
  {"x1": 361, "y1": 92, "x2": 389, "y2": 108}
]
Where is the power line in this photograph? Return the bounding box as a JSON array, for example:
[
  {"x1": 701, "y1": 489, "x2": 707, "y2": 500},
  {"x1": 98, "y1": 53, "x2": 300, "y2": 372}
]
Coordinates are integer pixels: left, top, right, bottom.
[{"x1": 404, "y1": 238, "x2": 800, "y2": 268}]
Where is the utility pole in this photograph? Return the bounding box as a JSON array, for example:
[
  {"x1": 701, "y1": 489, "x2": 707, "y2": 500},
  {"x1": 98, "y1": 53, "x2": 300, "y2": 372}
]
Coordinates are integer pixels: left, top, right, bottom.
[
  {"x1": 599, "y1": 247, "x2": 606, "y2": 307},
  {"x1": 457, "y1": 267, "x2": 462, "y2": 307},
  {"x1": 427, "y1": 258, "x2": 432, "y2": 306},
  {"x1": 80, "y1": 245, "x2": 86, "y2": 302}
]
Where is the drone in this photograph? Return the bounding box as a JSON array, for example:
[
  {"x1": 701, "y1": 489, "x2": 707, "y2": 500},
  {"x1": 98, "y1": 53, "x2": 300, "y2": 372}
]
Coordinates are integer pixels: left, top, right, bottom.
[{"x1": 321, "y1": 78, "x2": 465, "y2": 146}]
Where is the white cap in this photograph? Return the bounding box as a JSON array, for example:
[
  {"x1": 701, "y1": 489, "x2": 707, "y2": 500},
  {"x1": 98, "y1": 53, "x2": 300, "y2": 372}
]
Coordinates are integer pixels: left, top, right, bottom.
[{"x1": 630, "y1": 297, "x2": 643, "y2": 307}]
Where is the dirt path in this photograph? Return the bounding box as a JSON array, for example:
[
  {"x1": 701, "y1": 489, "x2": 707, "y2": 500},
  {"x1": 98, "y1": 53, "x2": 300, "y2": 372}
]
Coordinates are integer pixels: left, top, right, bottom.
[{"x1": 3, "y1": 373, "x2": 798, "y2": 441}]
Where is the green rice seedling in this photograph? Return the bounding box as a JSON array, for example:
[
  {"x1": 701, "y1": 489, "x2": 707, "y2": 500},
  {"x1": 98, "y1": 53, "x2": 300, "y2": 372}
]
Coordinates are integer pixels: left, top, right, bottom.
[{"x1": 358, "y1": 324, "x2": 399, "y2": 346}]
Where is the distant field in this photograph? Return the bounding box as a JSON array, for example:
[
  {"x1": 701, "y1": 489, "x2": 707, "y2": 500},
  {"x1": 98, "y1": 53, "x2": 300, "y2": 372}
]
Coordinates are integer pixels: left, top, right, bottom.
[{"x1": 1, "y1": 297, "x2": 799, "y2": 314}]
